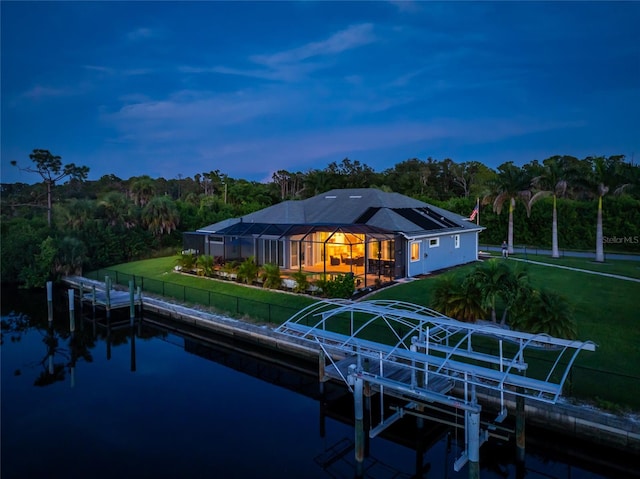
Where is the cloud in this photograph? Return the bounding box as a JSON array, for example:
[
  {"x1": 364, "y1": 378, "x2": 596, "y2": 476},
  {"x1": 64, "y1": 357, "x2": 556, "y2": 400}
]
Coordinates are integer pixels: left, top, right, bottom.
[
  {"x1": 85, "y1": 64, "x2": 153, "y2": 77},
  {"x1": 387, "y1": 0, "x2": 422, "y2": 14},
  {"x1": 103, "y1": 89, "x2": 291, "y2": 145},
  {"x1": 126, "y1": 27, "x2": 157, "y2": 42},
  {"x1": 22, "y1": 85, "x2": 75, "y2": 99},
  {"x1": 84, "y1": 65, "x2": 115, "y2": 75},
  {"x1": 250, "y1": 23, "x2": 375, "y2": 66},
  {"x1": 182, "y1": 23, "x2": 376, "y2": 82},
  {"x1": 184, "y1": 63, "x2": 321, "y2": 83}
]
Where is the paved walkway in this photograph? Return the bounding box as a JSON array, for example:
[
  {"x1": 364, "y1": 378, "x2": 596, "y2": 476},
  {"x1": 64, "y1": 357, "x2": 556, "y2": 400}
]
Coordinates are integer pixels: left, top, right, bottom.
[
  {"x1": 482, "y1": 245, "x2": 640, "y2": 261},
  {"x1": 507, "y1": 257, "x2": 640, "y2": 283}
]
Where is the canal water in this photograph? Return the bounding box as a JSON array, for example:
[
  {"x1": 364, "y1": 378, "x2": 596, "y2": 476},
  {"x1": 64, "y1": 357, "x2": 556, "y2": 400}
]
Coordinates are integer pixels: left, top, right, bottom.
[{"x1": 1, "y1": 285, "x2": 637, "y2": 479}]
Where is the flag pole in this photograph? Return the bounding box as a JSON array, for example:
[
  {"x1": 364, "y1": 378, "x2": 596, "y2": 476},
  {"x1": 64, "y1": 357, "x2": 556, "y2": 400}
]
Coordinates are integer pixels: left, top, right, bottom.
[{"x1": 476, "y1": 197, "x2": 480, "y2": 225}]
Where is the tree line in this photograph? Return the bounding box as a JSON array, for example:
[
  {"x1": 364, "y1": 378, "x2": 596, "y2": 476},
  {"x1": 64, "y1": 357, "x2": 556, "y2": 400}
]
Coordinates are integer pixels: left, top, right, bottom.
[{"x1": 2, "y1": 150, "x2": 638, "y2": 287}]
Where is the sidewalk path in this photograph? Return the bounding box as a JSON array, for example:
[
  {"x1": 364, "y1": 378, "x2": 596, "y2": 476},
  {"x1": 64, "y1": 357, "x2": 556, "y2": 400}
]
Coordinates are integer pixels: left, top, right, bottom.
[
  {"x1": 482, "y1": 245, "x2": 640, "y2": 261},
  {"x1": 508, "y1": 257, "x2": 640, "y2": 283}
]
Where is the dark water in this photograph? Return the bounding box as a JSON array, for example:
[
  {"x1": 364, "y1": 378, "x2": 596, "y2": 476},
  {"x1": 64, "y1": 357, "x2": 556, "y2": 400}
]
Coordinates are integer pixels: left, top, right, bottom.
[{"x1": 1, "y1": 285, "x2": 636, "y2": 479}]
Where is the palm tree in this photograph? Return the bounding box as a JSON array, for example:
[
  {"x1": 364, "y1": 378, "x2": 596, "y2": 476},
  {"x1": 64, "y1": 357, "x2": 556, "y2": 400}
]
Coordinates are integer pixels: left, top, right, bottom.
[
  {"x1": 129, "y1": 175, "x2": 156, "y2": 207},
  {"x1": 530, "y1": 156, "x2": 570, "y2": 258},
  {"x1": 498, "y1": 267, "x2": 531, "y2": 325},
  {"x1": 237, "y1": 256, "x2": 260, "y2": 284},
  {"x1": 261, "y1": 263, "x2": 282, "y2": 289},
  {"x1": 431, "y1": 274, "x2": 486, "y2": 322},
  {"x1": 487, "y1": 162, "x2": 533, "y2": 255},
  {"x1": 142, "y1": 196, "x2": 179, "y2": 236},
  {"x1": 466, "y1": 260, "x2": 512, "y2": 323},
  {"x1": 303, "y1": 169, "x2": 337, "y2": 198},
  {"x1": 196, "y1": 254, "x2": 215, "y2": 277},
  {"x1": 590, "y1": 156, "x2": 630, "y2": 262},
  {"x1": 98, "y1": 192, "x2": 137, "y2": 229},
  {"x1": 526, "y1": 289, "x2": 577, "y2": 339},
  {"x1": 54, "y1": 199, "x2": 95, "y2": 232}
]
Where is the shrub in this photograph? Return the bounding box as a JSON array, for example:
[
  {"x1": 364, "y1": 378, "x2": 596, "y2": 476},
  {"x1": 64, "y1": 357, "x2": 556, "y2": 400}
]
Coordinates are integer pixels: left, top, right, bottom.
[
  {"x1": 316, "y1": 274, "x2": 355, "y2": 299},
  {"x1": 196, "y1": 255, "x2": 215, "y2": 277},
  {"x1": 261, "y1": 263, "x2": 281, "y2": 289},
  {"x1": 176, "y1": 251, "x2": 196, "y2": 270},
  {"x1": 290, "y1": 270, "x2": 310, "y2": 293},
  {"x1": 237, "y1": 256, "x2": 259, "y2": 284}
]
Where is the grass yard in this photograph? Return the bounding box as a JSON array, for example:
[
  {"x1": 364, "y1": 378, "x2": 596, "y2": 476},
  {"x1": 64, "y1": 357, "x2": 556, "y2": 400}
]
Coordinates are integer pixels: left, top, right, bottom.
[
  {"x1": 100, "y1": 254, "x2": 640, "y2": 410},
  {"x1": 94, "y1": 256, "x2": 317, "y2": 324},
  {"x1": 372, "y1": 258, "x2": 640, "y2": 409},
  {"x1": 485, "y1": 251, "x2": 640, "y2": 279}
]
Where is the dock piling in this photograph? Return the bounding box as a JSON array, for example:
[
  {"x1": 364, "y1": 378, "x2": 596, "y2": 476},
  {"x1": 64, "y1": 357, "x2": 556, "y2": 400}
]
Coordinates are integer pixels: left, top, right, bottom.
[
  {"x1": 68, "y1": 289, "x2": 75, "y2": 333},
  {"x1": 516, "y1": 388, "x2": 526, "y2": 463},
  {"x1": 46, "y1": 281, "x2": 53, "y2": 323},
  {"x1": 105, "y1": 276, "x2": 111, "y2": 320},
  {"x1": 129, "y1": 280, "x2": 135, "y2": 326},
  {"x1": 348, "y1": 364, "x2": 365, "y2": 478}
]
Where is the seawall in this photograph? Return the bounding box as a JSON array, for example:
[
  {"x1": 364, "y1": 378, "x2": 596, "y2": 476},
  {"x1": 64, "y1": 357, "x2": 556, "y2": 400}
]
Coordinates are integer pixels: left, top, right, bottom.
[{"x1": 62, "y1": 275, "x2": 640, "y2": 454}]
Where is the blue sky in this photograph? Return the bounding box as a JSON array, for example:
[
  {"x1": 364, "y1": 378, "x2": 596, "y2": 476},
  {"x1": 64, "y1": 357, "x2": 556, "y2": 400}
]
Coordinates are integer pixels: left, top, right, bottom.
[{"x1": 2, "y1": 1, "x2": 639, "y2": 185}]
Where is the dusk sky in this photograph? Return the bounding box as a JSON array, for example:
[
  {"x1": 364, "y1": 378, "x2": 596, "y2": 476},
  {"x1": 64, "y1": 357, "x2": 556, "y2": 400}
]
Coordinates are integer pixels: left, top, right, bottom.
[{"x1": 2, "y1": 1, "x2": 639, "y2": 185}]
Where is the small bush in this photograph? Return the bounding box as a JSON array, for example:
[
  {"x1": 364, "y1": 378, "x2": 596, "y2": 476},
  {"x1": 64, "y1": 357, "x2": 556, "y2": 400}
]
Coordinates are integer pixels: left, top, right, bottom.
[
  {"x1": 290, "y1": 270, "x2": 310, "y2": 293},
  {"x1": 316, "y1": 274, "x2": 355, "y2": 299},
  {"x1": 237, "y1": 256, "x2": 259, "y2": 284},
  {"x1": 261, "y1": 263, "x2": 281, "y2": 289}
]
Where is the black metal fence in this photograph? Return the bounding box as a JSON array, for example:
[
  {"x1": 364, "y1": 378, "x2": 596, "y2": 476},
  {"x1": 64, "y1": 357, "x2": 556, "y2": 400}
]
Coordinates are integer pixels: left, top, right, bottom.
[{"x1": 85, "y1": 269, "x2": 300, "y2": 325}]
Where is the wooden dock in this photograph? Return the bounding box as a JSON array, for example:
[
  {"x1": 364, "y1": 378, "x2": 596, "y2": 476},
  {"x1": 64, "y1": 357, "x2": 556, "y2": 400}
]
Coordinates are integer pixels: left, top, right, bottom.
[{"x1": 63, "y1": 276, "x2": 142, "y2": 311}]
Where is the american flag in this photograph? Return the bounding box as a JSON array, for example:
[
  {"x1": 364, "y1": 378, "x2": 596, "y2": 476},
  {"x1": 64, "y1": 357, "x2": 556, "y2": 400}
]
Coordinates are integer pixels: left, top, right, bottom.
[{"x1": 469, "y1": 202, "x2": 479, "y2": 221}]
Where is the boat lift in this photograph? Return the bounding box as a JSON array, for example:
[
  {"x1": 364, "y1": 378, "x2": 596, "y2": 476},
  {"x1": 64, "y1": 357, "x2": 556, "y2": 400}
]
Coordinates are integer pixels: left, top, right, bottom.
[{"x1": 276, "y1": 299, "x2": 596, "y2": 478}]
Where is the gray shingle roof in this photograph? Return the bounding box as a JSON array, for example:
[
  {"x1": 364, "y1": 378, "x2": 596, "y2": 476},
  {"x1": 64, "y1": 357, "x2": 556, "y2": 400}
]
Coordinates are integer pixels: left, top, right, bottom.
[{"x1": 198, "y1": 188, "x2": 483, "y2": 236}]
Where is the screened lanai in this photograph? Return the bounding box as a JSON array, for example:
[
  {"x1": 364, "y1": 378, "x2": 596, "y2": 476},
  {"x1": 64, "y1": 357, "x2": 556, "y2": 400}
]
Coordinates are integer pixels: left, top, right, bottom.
[
  {"x1": 212, "y1": 222, "x2": 398, "y2": 287},
  {"x1": 286, "y1": 224, "x2": 397, "y2": 285}
]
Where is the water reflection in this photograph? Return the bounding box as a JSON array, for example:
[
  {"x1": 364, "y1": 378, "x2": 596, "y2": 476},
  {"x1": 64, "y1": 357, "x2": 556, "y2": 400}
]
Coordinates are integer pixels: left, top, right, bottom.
[
  {"x1": 1, "y1": 285, "x2": 638, "y2": 479},
  {"x1": 148, "y1": 318, "x2": 638, "y2": 479}
]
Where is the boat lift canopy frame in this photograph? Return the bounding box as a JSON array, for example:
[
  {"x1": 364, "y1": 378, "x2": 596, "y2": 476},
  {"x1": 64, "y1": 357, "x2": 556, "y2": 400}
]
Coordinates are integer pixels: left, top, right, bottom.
[{"x1": 276, "y1": 298, "x2": 597, "y2": 406}]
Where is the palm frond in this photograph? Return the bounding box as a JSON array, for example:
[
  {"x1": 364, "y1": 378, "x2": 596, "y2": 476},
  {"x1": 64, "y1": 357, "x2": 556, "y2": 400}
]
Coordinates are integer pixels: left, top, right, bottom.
[
  {"x1": 492, "y1": 192, "x2": 510, "y2": 214},
  {"x1": 613, "y1": 183, "x2": 630, "y2": 196}
]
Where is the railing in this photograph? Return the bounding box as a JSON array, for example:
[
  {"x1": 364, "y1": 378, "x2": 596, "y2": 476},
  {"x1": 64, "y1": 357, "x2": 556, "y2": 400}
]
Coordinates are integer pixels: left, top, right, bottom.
[{"x1": 84, "y1": 269, "x2": 300, "y2": 325}]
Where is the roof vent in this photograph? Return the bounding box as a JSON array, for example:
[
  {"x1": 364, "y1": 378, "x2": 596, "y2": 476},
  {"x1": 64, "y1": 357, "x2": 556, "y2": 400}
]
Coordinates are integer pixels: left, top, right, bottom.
[
  {"x1": 325, "y1": 195, "x2": 337, "y2": 199},
  {"x1": 349, "y1": 195, "x2": 362, "y2": 199}
]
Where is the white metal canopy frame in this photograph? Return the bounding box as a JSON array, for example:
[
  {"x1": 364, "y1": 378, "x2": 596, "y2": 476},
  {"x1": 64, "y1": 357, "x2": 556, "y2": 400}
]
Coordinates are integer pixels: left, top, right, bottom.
[
  {"x1": 277, "y1": 299, "x2": 596, "y2": 474},
  {"x1": 278, "y1": 299, "x2": 596, "y2": 403}
]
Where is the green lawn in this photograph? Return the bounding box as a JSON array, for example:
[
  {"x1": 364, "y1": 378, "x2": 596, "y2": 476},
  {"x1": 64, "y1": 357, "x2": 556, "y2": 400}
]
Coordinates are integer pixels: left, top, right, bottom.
[
  {"x1": 372, "y1": 258, "x2": 640, "y2": 409},
  {"x1": 96, "y1": 254, "x2": 640, "y2": 410},
  {"x1": 91, "y1": 257, "x2": 317, "y2": 325},
  {"x1": 484, "y1": 251, "x2": 640, "y2": 279}
]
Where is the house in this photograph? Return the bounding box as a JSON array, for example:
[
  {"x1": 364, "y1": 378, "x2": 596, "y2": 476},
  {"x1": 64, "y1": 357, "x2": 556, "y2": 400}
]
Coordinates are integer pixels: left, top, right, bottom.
[{"x1": 183, "y1": 188, "x2": 484, "y2": 287}]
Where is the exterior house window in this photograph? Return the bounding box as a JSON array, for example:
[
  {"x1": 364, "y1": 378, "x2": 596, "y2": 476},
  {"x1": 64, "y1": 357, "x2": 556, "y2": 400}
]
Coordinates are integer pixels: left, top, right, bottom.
[
  {"x1": 410, "y1": 241, "x2": 420, "y2": 261},
  {"x1": 428, "y1": 238, "x2": 440, "y2": 248},
  {"x1": 454, "y1": 234, "x2": 460, "y2": 249}
]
